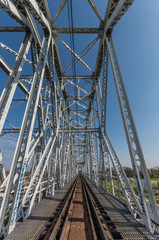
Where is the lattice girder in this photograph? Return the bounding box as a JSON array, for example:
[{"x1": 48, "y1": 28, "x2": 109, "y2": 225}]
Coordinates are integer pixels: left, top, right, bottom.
[{"x1": 0, "y1": 0, "x2": 158, "y2": 238}]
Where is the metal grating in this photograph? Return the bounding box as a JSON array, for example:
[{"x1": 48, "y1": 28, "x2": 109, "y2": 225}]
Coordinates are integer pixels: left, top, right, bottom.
[
  {"x1": 6, "y1": 182, "x2": 73, "y2": 240},
  {"x1": 86, "y1": 178, "x2": 157, "y2": 240}
]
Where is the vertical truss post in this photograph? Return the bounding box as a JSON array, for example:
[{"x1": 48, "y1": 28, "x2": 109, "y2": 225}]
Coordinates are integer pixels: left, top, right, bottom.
[
  {"x1": 100, "y1": 42, "x2": 114, "y2": 193},
  {"x1": 90, "y1": 108, "x2": 98, "y2": 183},
  {"x1": 92, "y1": 108, "x2": 99, "y2": 185},
  {"x1": 94, "y1": 134, "x2": 99, "y2": 185},
  {"x1": 51, "y1": 144, "x2": 57, "y2": 196},
  {"x1": 99, "y1": 134, "x2": 105, "y2": 188},
  {"x1": 89, "y1": 112, "x2": 94, "y2": 182},
  {"x1": 69, "y1": 139, "x2": 73, "y2": 181},
  {"x1": 85, "y1": 133, "x2": 90, "y2": 179},
  {"x1": 95, "y1": 82, "x2": 103, "y2": 187},
  {"x1": 59, "y1": 132, "x2": 64, "y2": 187},
  {"x1": 92, "y1": 134, "x2": 97, "y2": 183},
  {"x1": 83, "y1": 137, "x2": 88, "y2": 176},
  {"x1": 63, "y1": 132, "x2": 70, "y2": 185},
  {"x1": 89, "y1": 133, "x2": 93, "y2": 182},
  {"x1": 56, "y1": 135, "x2": 62, "y2": 188},
  {"x1": 106, "y1": 36, "x2": 159, "y2": 230},
  {"x1": 101, "y1": 40, "x2": 108, "y2": 133},
  {"x1": 68, "y1": 130, "x2": 73, "y2": 182}
]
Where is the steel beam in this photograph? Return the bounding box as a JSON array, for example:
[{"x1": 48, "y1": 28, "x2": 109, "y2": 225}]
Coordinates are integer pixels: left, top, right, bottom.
[
  {"x1": 0, "y1": 26, "x2": 25, "y2": 32},
  {"x1": 19, "y1": 0, "x2": 51, "y2": 32},
  {"x1": 0, "y1": 0, "x2": 29, "y2": 27},
  {"x1": 53, "y1": 28, "x2": 101, "y2": 34}
]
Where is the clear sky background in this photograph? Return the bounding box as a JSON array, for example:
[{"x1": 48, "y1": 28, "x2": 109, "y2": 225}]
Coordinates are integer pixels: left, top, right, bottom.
[
  {"x1": 107, "y1": 0, "x2": 159, "y2": 168},
  {"x1": 0, "y1": 0, "x2": 159, "y2": 170}
]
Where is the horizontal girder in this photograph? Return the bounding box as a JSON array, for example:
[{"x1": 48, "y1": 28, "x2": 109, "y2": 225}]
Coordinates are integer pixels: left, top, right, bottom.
[{"x1": 52, "y1": 28, "x2": 102, "y2": 34}]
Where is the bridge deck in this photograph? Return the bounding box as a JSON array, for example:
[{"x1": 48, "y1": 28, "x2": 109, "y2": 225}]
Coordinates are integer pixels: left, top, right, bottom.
[
  {"x1": 85, "y1": 177, "x2": 156, "y2": 239},
  {"x1": 6, "y1": 176, "x2": 157, "y2": 240},
  {"x1": 6, "y1": 180, "x2": 75, "y2": 240}
]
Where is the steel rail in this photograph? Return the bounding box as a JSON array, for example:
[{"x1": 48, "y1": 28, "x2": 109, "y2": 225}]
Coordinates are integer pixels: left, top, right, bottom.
[
  {"x1": 40, "y1": 174, "x2": 117, "y2": 240},
  {"x1": 37, "y1": 176, "x2": 78, "y2": 240},
  {"x1": 81, "y1": 177, "x2": 98, "y2": 240},
  {"x1": 36, "y1": 174, "x2": 115, "y2": 240},
  {"x1": 81, "y1": 176, "x2": 109, "y2": 240},
  {"x1": 47, "y1": 179, "x2": 78, "y2": 240},
  {"x1": 56, "y1": 174, "x2": 98, "y2": 240}
]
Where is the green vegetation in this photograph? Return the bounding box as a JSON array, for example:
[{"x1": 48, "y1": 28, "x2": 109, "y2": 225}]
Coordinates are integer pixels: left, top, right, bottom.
[
  {"x1": 102, "y1": 168, "x2": 159, "y2": 204},
  {"x1": 123, "y1": 166, "x2": 159, "y2": 180},
  {"x1": 150, "y1": 178, "x2": 159, "y2": 181}
]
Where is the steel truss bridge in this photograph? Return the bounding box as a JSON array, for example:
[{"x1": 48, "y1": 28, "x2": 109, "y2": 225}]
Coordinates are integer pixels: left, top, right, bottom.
[{"x1": 0, "y1": 0, "x2": 159, "y2": 239}]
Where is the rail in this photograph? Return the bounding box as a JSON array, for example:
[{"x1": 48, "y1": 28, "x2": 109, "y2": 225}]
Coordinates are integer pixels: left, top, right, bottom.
[{"x1": 36, "y1": 174, "x2": 123, "y2": 240}]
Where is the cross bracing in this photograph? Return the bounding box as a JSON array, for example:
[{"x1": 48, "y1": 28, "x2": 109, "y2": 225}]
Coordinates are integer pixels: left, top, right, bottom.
[{"x1": 0, "y1": 0, "x2": 159, "y2": 238}]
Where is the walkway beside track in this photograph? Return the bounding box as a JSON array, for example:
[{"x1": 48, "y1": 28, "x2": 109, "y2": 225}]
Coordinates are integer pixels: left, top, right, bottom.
[
  {"x1": 6, "y1": 179, "x2": 75, "y2": 240},
  {"x1": 84, "y1": 176, "x2": 157, "y2": 240}
]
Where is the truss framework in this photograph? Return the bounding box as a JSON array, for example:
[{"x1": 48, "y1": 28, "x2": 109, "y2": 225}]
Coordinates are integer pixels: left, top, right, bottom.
[{"x1": 0, "y1": 0, "x2": 159, "y2": 238}]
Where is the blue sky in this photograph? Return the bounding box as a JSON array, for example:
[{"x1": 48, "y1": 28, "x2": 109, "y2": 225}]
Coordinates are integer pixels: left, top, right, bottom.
[
  {"x1": 107, "y1": 0, "x2": 159, "y2": 168},
  {"x1": 0, "y1": 0, "x2": 159, "y2": 169}
]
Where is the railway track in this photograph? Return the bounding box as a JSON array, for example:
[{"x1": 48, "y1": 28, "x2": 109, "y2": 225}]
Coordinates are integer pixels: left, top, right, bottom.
[
  {"x1": 7, "y1": 174, "x2": 157, "y2": 240},
  {"x1": 37, "y1": 174, "x2": 122, "y2": 240}
]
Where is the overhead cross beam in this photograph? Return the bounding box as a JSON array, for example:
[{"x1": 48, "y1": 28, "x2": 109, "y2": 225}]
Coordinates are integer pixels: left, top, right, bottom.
[
  {"x1": 0, "y1": 26, "x2": 25, "y2": 32},
  {"x1": 53, "y1": 28, "x2": 101, "y2": 34}
]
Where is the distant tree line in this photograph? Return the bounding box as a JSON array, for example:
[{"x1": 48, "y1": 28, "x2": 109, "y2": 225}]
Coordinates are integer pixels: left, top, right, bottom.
[{"x1": 122, "y1": 166, "x2": 159, "y2": 179}]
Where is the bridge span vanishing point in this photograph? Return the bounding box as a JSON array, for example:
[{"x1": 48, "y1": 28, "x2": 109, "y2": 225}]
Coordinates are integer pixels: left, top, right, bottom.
[{"x1": 0, "y1": 0, "x2": 159, "y2": 239}]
